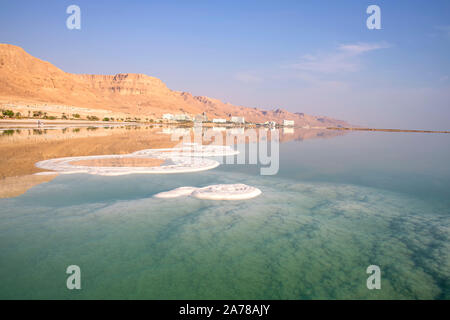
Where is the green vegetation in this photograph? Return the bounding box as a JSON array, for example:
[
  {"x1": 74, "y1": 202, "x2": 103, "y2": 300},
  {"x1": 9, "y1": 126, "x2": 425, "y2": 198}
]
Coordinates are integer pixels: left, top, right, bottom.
[
  {"x1": 72, "y1": 114, "x2": 80, "y2": 118},
  {"x1": 1, "y1": 109, "x2": 15, "y2": 118},
  {"x1": 103, "y1": 117, "x2": 110, "y2": 121},
  {"x1": 33, "y1": 111, "x2": 43, "y2": 118},
  {"x1": 87, "y1": 115, "x2": 100, "y2": 121},
  {"x1": 2, "y1": 129, "x2": 14, "y2": 136}
]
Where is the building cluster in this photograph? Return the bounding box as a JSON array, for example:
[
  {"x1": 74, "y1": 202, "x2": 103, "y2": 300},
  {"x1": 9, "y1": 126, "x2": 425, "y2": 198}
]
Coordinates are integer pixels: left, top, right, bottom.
[
  {"x1": 160, "y1": 112, "x2": 295, "y2": 127},
  {"x1": 263, "y1": 119, "x2": 295, "y2": 128}
]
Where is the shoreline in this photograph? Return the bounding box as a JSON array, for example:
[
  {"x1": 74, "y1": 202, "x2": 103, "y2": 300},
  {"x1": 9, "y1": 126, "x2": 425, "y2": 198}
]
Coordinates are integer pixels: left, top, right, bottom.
[
  {"x1": 0, "y1": 119, "x2": 138, "y2": 128},
  {"x1": 327, "y1": 127, "x2": 450, "y2": 134},
  {"x1": 1, "y1": 119, "x2": 448, "y2": 133}
]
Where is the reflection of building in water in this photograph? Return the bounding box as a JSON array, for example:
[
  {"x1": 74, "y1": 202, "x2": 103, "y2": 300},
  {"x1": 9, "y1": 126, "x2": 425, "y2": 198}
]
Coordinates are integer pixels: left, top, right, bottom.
[
  {"x1": 230, "y1": 128, "x2": 245, "y2": 135},
  {"x1": 173, "y1": 128, "x2": 190, "y2": 135},
  {"x1": 231, "y1": 116, "x2": 245, "y2": 124},
  {"x1": 161, "y1": 128, "x2": 174, "y2": 134},
  {"x1": 161, "y1": 127, "x2": 190, "y2": 135},
  {"x1": 212, "y1": 118, "x2": 226, "y2": 123},
  {"x1": 162, "y1": 113, "x2": 174, "y2": 120},
  {"x1": 283, "y1": 120, "x2": 294, "y2": 127},
  {"x1": 283, "y1": 127, "x2": 294, "y2": 134},
  {"x1": 212, "y1": 127, "x2": 226, "y2": 132}
]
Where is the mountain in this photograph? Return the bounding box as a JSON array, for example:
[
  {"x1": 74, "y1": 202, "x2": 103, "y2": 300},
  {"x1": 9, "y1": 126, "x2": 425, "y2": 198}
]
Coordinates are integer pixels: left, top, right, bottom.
[{"x1": 0, "y1": 43, "x2": 349, "y2": 127}]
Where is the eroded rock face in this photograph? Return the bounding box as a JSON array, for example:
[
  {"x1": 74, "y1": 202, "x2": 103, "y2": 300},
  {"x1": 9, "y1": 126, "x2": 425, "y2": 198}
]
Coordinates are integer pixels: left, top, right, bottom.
[
  {"x1": 0, "y1": 43, "x2": 350, "y2": 127},
  {"x1": 74, "y1": 73, "x2": 170, "y2": 96}
]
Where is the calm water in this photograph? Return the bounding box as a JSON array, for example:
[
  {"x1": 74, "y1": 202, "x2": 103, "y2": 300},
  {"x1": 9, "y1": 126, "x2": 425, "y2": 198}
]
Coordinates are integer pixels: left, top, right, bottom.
[{"x1": 0, "y1": 130, "x2": 449, "y2": 299}]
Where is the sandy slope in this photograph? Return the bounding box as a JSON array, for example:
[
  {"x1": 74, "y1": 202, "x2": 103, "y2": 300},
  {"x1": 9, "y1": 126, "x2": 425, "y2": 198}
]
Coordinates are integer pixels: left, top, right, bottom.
[{"x1": 0, "y1": 43, "x2": 349, "y2": 127}]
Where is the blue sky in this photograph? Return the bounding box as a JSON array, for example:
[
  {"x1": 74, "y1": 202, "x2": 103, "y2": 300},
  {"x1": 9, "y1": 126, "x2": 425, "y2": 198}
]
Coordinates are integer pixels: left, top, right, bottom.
[{"x1": 0, "y1": 0, "x2": 449, "y2": 129}]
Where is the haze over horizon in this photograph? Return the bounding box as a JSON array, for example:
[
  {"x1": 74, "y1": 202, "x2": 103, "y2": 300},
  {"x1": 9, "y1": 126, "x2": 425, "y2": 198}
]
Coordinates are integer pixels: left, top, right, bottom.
[{"x1": 0, "y1": 0, "x2": 449, "y2": 130}]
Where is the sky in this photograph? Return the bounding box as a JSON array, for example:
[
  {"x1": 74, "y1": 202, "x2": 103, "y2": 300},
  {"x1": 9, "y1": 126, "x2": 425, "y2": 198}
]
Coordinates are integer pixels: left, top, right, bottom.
[{"x1": 0, "y1": 0, "x2": 449, "y2": 129}]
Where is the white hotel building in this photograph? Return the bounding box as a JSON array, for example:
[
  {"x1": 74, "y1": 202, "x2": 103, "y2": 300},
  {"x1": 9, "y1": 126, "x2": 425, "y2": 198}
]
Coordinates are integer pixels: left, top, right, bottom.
[
  {"x1": 230, "y1": 116, "x2": 245, "y2": 124},
  {"x1": 283, "y1": 120, "x2": 295, "y2": 127}
]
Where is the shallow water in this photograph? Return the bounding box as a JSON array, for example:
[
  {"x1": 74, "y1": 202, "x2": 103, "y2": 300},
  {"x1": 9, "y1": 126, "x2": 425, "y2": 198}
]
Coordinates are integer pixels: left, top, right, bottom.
[{"x1": 0, "y1": 129, "x2": 449, "y2": 299}]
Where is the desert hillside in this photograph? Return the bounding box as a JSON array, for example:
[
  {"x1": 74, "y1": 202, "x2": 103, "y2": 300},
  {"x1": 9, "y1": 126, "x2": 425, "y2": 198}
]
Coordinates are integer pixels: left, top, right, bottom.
[{"x1": 0, "y1": 43, "x2": 349, "y2": 126}]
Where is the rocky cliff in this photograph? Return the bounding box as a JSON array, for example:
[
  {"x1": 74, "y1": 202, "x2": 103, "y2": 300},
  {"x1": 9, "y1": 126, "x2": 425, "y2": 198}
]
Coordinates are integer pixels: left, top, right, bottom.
[{"x1": 0, "y1": 43, "x2": 349, "y2": 127}]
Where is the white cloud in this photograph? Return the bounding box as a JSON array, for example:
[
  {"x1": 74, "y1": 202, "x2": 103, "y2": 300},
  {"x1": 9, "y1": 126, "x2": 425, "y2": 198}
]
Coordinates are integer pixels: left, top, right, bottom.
[
  {"x1": 289, "y1": 42, "x2": 390, "y2": 74},
  {"x1": 338, "y1": 42, "x2": 390, "y2": 55}
]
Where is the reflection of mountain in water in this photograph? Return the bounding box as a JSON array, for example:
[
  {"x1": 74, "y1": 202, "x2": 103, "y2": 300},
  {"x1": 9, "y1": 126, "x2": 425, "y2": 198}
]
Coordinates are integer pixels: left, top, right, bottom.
[
  {"x1": 196, "y1": 127, "x2": 346, "y2": 144},
  {"x1": 0, "y1": 126, "x2": 347, "y2": 198},
  {"x1": 289, "y1": 128, "x2": 346, "y2": 142}
]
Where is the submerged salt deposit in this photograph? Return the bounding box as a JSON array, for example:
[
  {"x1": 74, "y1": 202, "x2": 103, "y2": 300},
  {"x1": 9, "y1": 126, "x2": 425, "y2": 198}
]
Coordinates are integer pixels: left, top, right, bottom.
[
  {"x1": 153, "y1": 186, "x2": 199, "y2": 198},
  {"x1": 154, "y1": 183, "x2": 262, "y2": 200},
  {"x1": 2, "y1": 170, "x2": 448, "y2": 299},
  {"x1": 35, "y1": 144, "x2": 237, "y2": 176}
]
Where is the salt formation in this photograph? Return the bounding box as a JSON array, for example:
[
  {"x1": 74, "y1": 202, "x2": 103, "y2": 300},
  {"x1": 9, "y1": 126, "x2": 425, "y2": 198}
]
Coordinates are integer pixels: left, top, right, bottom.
[
  {"x1": 35, "y1": 155, "x2": 219, "y2": 176},
  {"x1": 154, "y1": 184, "x2": 262, "y2": 200},
  {"x1": 33, "y1": 171, "x2": 59, "y2": 176},
  {"x1": 132, "y1": 144, "x2": 239, "y2": 157},
  {"x1": 192, "y1": 184, "x2": 262, "y2": 200},
  {"x1": 153, "y1": 187, "x2": 198, "y2": 198},
  {"x1": 35, "y1": 144, "x2": 237, "y2": 176}
]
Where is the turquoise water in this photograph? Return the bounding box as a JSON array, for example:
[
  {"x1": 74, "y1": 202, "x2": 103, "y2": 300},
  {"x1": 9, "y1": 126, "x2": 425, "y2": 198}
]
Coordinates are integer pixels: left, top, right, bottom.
[{"x1": 0, "y1": 130, "x2": 449, "y2": 299}]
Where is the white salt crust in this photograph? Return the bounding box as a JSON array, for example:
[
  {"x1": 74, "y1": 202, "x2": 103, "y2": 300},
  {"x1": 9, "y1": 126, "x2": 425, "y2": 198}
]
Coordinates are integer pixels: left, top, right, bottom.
[
  {"x1": 153, "y1": 187, "x2": 199, "y2": 198},
  {"x1": 131, "y1": 144, "x2": 239, "y2": 157},
  {"x1": 33, "y1": 171, "x2": 60, "y2": 176},
  {"x1": 154, "y1": 184, "x2": 262, "y2": 200},
  {"x1": 35, "y1": 144, "x2": 238, "y2": 176}
]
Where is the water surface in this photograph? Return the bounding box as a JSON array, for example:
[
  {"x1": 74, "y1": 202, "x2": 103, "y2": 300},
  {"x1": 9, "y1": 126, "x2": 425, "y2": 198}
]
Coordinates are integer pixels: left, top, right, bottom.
[{"x1": 0, "y1": 128, "x2": 448, "y2": 299}]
